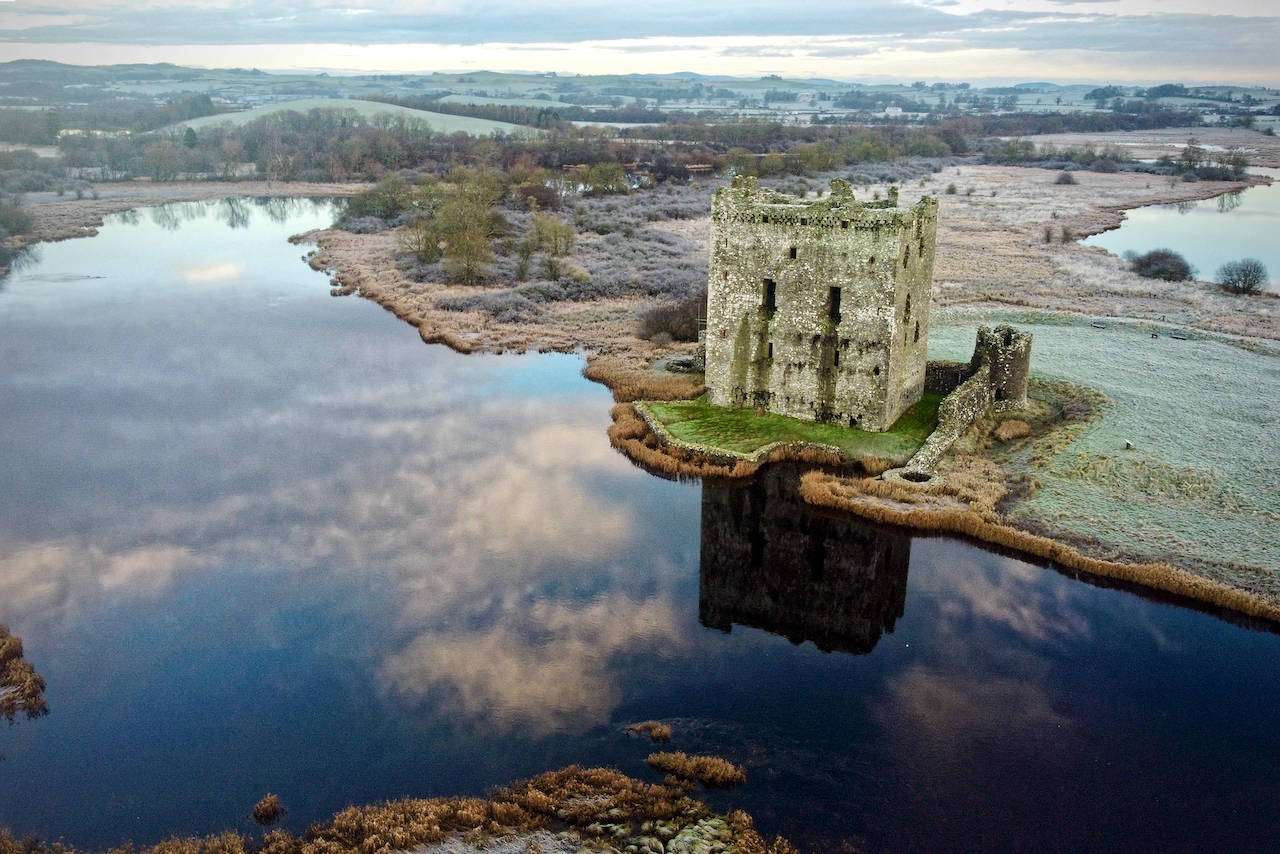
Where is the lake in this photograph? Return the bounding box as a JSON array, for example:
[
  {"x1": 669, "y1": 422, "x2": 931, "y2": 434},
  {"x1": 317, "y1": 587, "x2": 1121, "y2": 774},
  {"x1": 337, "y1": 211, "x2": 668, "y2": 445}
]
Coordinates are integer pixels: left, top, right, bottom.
[
  {"x1": 2, "y1": 198, "x2": 1280, "y2": 854},
  {"x1": 1083, "y1": 167, "x2": 1280, "y2": 290}
]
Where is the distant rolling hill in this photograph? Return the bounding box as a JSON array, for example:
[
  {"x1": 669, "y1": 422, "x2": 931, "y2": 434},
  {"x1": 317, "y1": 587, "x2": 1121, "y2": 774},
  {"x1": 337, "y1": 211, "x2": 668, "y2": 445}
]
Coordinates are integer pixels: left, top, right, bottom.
[{"x1": 166, "y1": 98, "x2": 535, "y2": 136}]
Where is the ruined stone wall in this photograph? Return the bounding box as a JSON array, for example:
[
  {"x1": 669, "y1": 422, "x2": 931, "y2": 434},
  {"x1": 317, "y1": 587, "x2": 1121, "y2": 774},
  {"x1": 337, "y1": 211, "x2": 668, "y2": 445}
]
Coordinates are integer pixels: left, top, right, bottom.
[
  {"x1": 905, "y1": 363, "x2": 994, "y2": 472},
  {"x1": 706, "y1": 177, "x2": 938, "y2": 432},
  {"x1": 699, "y1": 466, "x2": 910, "y2": 655},
  {"x1": 924, "y1": 360, "x2": 977, "y2": 395}
]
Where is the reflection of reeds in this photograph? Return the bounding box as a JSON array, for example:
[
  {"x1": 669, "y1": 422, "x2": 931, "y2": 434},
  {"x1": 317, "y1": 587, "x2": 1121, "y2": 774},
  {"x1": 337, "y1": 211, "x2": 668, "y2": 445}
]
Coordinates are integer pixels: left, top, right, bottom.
[
  {"x1": 1, "y1": 765, "x2": 794, "y2": 854},
  {"x1": 0, "y1": 625, "x2": 47, "y2": 724},
  {"x1": 646, "y1": 752, "x2": 747, "y2": 789},
  {"x1": 798, "y1": 470, "x2": 1280, "y2": 623},
  {"x1": 626, "y1": 720, "x2": 673, "y2": 743}
]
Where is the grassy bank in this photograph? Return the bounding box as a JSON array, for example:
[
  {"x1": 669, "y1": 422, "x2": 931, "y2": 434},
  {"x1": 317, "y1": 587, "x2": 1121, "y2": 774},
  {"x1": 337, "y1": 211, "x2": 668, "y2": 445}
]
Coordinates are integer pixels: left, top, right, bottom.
[
  {"x1": 642, "y1": 393, "x2": 944, "y2": 462},
  {"x1": 931, "y1": 317, "x2": 1280, "y2": 596}
]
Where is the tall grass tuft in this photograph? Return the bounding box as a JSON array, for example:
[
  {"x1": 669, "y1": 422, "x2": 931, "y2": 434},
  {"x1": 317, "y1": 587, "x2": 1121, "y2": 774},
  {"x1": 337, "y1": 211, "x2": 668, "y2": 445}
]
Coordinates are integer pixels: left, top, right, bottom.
[
  {"x1": 646, "y1": 752, "x2": 747, "y2": 789},
  {"x1": 252, "y1": 794, "x2": 286, "y2": 827},
  {"x1": 626, "y1": 721, "x2": 673, "y2": 743}
]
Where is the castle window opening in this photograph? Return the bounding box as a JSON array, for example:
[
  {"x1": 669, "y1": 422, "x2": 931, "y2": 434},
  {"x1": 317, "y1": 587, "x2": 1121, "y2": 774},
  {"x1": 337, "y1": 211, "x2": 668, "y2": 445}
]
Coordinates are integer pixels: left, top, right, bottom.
[
  {"x1": 789, "y1": 246, "x2": 798, "y2": 260},
  {"x1": 833, "y1": 349, "x2": 840, "y2": 367},
  {"x1": 1003, "y1": 329, "x2": 1013, "y2": 346},
  {"x1": 800, "y1": 218, "x2": 808, "y2": 226},
  {"x1": 904, "y1": 294, "x2": 912, "y2": 322},
  {"x1": 767, "y1": 342, "x2": 774, "y2": 359},
  {"x1": 914, "y1": 320, "x2": 920, "y2": 343},
  {"x1": 868, "y1": 256, "x2": 875, "y2": 265},
  {"x1": 828, "y1": 286, "x2": 842, "y2": 323},
  {"x1": 873, "y1": 365, "x2": 881, "y2": 376},
  {"x1": 995, "y1": 387, "x2": 1007, "y2": 401},
  {"x1": 842, "y1": 221, "x2": 849, "y2": 229},
  {"x1": 762, "y1": 279, "x2": 776, "y2": 313}
]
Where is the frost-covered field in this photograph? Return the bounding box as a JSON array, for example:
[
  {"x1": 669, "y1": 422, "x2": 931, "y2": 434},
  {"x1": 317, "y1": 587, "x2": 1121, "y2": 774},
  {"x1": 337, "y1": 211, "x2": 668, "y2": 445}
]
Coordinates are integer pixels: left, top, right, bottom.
[{"x1": 933, "y1": 314, "x2": 1280, "y2": 591}]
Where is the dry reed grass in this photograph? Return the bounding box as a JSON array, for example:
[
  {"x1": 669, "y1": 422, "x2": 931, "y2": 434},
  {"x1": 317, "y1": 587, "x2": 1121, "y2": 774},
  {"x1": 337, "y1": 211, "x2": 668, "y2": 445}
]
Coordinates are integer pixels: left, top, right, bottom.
[
  {"x1": 993, "y1": 419, "x2": 1032, "y2": 442},
  {"x1": 0, "y1": 765, "x2": 792, "y2": 854},
  {"x1": 645, "y1": 753, "x2": 747, "y2": 789},
  {"x1": 584, "y1": 356, "x2": 704, "y2": 403},
  {"x1": 626, "y1": 721, "x2": 673, "y2": 743},
  {"x1": 0, "y1": 624, "x2": 47, "y2": 724},
  {"x1": 798, "y1": 469, "x2": 1280, "y2": 623},
  {"x1": 608, "y1": 403, "x2": 759, "y2": 480}
]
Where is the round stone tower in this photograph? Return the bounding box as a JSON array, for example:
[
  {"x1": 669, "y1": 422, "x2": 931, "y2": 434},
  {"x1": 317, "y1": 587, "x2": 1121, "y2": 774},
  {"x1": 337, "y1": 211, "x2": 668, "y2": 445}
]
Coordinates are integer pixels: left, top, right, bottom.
[{"x1": 972, "y1": 324, "x2": 1032, "y2": 409}]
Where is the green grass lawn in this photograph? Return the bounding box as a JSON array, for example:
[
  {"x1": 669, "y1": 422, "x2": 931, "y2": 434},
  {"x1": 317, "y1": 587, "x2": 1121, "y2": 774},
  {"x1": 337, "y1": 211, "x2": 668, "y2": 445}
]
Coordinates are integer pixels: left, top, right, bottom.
[{"x1": 642, "y1": 392, "x2": 944, "y2": 461}]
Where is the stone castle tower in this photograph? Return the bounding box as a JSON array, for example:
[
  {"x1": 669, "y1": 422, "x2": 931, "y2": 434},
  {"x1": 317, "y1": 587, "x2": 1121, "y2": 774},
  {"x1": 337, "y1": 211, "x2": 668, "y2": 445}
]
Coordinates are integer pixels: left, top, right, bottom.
[{"x1": 705, "y1": 177, "x2": 939, "y2": 432}]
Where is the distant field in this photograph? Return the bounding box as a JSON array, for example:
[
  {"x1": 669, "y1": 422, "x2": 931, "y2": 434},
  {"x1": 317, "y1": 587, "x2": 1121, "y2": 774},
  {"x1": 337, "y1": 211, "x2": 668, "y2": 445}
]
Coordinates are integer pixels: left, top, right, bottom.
[
  {"x1": 166, "y1": 98, "x2": 535, "y2": 136},
  {"x1": 439, "y1": 93, "x2": 573, "y2": 109}
]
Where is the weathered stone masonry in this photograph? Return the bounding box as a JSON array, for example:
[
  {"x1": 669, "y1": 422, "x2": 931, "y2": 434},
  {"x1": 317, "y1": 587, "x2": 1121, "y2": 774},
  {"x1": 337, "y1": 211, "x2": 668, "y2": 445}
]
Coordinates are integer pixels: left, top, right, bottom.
[{"x1": 706, "y1": 177, "x2": 939, "y2": 432}]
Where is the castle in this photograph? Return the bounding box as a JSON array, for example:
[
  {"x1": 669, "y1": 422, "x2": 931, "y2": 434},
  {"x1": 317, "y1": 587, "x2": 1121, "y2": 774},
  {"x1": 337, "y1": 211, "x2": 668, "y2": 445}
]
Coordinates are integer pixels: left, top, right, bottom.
[{"x1": 705, "y1": 177, "x2": 939, "y2": 432}]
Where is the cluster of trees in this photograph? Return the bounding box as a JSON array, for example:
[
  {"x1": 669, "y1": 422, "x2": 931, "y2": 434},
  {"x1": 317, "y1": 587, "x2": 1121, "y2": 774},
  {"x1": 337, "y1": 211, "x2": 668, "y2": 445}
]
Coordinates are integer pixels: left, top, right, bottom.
[
  {"x1": 1127, "y1": 250, "x2": 1271, "y2": 295},
  {"x1": 0, "y1": 94, "x2": 224, "y2": 147},
  {"x1": 28, "y1": 105, "x2": 971, "y2": 186},
  {"x1": 354, "y1": 162, "x2": 609, "y2": 285},
  {"x1": 0, "y1": 109, "x2": 61, "y2": 145},
  {"x1": 984, "y1": 134, "x2": 1250, "y2": 179}
]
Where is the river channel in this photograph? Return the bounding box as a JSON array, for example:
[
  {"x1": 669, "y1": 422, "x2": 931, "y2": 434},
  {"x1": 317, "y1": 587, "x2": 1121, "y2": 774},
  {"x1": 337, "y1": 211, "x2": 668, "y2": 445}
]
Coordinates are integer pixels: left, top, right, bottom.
[
  {"x1": 1083, "y1": 167, "x2": 1280, "y2": 290},
  {"x1": 2, "y1": 199, "x2": 1279, "y2": 854}
]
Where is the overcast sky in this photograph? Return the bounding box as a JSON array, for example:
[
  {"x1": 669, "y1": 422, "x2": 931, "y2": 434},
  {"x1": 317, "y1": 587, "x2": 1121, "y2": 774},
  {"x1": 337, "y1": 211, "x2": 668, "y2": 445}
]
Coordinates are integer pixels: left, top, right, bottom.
[{"x1": 0, "y1": 0, "x2": 1276, "y2": 85}]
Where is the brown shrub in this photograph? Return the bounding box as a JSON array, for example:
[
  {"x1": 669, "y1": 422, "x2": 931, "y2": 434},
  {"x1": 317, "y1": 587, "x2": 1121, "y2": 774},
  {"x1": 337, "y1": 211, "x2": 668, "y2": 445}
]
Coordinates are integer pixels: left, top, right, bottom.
[
  {"x1": 626, "y1": 720, "x2": 673, "y2": 743},
  {"x1": 252, "y1": 795, "x2": 286, "y2": 827},
  {"x1": 0, "y1": 624, "x2": 48, "y2": 723},
  {"x1": 646, "y1": 752, "x2": 747, "y2": 789}
]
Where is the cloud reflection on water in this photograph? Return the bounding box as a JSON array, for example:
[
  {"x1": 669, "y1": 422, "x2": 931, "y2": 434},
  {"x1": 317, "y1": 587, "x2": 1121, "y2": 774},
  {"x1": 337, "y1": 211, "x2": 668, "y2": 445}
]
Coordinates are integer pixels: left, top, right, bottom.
[
  {"x1": 0, "y1": 202, "x2": 688, "y2": 741},
  {"x1": 381, "y1": 592, "x2": 685, "y2": 736}
]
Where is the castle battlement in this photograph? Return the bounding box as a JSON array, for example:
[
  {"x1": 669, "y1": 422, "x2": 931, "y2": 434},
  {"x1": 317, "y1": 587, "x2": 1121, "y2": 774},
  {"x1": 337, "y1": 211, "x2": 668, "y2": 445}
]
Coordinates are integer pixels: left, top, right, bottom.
[{"x1": 706, "y1": 176, "x2": 939, "y2": 432}]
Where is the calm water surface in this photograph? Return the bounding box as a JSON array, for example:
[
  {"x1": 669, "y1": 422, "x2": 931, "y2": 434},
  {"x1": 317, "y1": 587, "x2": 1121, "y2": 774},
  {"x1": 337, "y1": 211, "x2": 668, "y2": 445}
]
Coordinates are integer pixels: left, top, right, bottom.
[
  {"x1": 1083, "y1": 167, "x2": 1280, "y2": 290},
  {"x1": 2, "y1": 199, "x2": 1280, "y2": 853}
]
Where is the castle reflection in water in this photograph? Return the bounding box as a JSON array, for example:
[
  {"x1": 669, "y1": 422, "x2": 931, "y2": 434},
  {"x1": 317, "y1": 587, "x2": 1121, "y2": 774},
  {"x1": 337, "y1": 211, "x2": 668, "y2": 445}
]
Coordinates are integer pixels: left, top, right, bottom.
[{"x1": 699, "y1": 466, "x2": 910, "y2": 655}]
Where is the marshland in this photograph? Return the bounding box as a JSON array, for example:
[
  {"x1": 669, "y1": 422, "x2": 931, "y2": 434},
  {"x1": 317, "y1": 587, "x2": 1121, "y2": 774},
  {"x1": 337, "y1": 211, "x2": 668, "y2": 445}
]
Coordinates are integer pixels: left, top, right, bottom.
[{"x1": 3, "y1": 88, "x2": 1280, "y2": 852}]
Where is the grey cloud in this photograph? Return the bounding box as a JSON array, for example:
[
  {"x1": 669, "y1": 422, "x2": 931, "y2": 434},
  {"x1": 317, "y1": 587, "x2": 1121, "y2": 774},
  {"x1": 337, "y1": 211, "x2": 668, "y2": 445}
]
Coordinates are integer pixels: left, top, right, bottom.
[
  {"x1": 4, "y1": 1, "x2": 1275, "y2": 79},
  {"x1": 0, "y1": 0, "x2": 986, "y2": 44}
]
